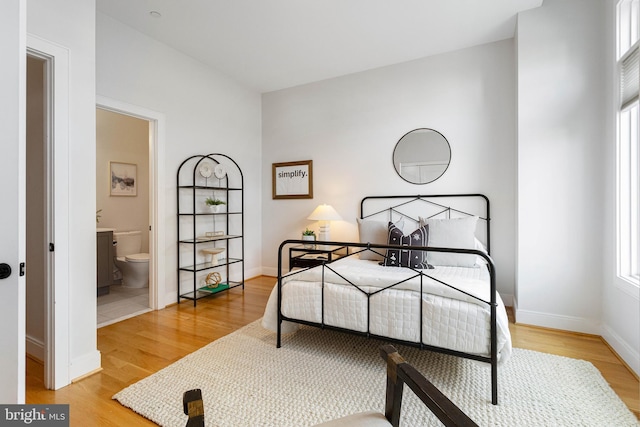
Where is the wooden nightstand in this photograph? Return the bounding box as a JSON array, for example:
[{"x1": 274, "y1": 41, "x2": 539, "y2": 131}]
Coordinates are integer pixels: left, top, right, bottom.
[{"x1": 289, "y1": 245, "x2": 347, "y2": 270}]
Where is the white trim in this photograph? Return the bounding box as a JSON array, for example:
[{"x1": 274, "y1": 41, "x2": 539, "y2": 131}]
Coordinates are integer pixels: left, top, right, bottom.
[
  {"x1": 25, "y1": 334, "x2": 44, "y2": 362},
  {"x1": 514, "y1": 308, "x2": 601, "y2": 335},
  {"x1": 27, "y1": 34, "x2": 71, "y2": 391},
  {"x1": 615, "y1": 275, "x2": 640, "y2": 298},
  {"x1": 96, "y1": 96, "x2": 167, "y2": 310},
  {"x1": 602, "y1": 323, "x2": 640, "y2": 376},
  {"x1": 261, "y1": 266, "x2": 278, "y2": 278},
  {"x1": 616, "y1": 0, "x2": 640, "y2": 299},
  {"x1": 69, "y1": 350, "x2": 101, "y2": 382}
]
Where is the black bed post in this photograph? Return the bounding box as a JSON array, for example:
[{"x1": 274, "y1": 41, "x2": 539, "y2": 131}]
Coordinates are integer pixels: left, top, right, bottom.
[
  {"x1": 489, "y1": 259, "x2": 498, "y2": 405},
  {"x1": 483, "y1": 194, "x2": 491, "y2": 255},
  {"x1": 276, "y1": 241, "x2": 286, "y2": 348}
]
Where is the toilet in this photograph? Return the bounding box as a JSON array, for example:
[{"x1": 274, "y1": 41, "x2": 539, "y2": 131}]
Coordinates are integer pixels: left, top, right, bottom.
[{"x1": 113, "y1": 230, "x2": 149, "y2": 288}]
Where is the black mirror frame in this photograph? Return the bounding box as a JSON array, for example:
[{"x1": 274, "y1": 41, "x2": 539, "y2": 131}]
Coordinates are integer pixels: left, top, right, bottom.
[{"x1": 392, "y1": 128, "x2": 451, "y2": 185}]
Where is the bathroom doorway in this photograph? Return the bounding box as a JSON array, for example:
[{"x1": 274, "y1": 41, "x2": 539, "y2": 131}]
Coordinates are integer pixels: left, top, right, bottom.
[{"x1": 96, "y1": 108, "x2": 152, "y2": 327}]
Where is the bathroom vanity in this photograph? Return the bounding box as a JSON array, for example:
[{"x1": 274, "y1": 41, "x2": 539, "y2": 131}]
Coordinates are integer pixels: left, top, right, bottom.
[{"x1": 97, "y1": 228, "x2": 115, "y2": 296}]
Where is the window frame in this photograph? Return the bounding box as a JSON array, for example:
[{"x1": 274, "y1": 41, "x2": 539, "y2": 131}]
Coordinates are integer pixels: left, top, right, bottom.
[{"x1": 616, "y1": 0, "x2": 640, "y2": 296}]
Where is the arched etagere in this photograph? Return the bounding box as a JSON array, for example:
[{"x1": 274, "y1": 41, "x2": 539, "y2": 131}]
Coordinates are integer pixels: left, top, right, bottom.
[{"x1": 176, "y1": 153, "x2": 244, "y2": 306}]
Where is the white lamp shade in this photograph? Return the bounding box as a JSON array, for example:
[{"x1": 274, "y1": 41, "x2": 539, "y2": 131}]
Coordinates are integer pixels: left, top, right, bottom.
[
  {"x1": 307, "y1": 204, "x2": 341, "y2": 242},
  {"x1": 307, "y1": 204, "x2": 342, "y2": 221}
]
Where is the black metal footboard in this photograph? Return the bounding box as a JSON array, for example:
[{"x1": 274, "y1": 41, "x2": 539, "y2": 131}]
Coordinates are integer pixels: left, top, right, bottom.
[{"x1": 275, "y1": 239, "x2": 499, "y2": 405}]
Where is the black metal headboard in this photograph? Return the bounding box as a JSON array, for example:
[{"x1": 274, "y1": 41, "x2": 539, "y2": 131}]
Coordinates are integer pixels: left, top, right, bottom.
[{"x1": 360, "y1": 194, "x2": 491, "y2": 254}]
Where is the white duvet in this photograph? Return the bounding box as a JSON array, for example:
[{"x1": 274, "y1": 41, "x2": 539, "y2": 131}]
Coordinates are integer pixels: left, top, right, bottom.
[{"x1": 262, "y1": 257, "x2": 512, "y2": 364}]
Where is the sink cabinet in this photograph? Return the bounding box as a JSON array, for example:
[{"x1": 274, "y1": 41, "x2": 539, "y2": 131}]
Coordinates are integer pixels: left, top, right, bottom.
[{"x1": 97, "y1": 230, "x2": 114, "y2": 296}]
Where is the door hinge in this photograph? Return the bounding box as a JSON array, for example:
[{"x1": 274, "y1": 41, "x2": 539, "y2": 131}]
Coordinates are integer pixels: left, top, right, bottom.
[
  {"x1": 49, "y1": 243, "x2": 55, "y2": 252},
  {"x1": 19, "y1": 262, "x2": 25, "y2": 277}
]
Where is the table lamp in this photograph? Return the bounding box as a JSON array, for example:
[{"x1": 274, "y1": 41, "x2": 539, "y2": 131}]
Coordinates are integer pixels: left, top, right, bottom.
[{"x1": 307, "y1": 204, "x2": 342, "y2": 241}]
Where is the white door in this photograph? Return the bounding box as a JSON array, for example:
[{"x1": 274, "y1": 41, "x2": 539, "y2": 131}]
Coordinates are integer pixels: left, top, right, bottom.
[{"x1": 0, "y1": 0, "x2": 27, "y2": 403}]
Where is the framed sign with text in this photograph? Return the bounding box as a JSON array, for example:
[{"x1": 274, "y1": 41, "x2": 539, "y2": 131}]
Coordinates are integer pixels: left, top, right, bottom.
[{"x1": 272, "y1": 160, "x2": 313, "y2": 199}]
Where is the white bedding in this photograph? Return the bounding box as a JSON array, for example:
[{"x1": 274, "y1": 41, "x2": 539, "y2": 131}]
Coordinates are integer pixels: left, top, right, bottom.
[{"x1": 262, "y1": 257, "x2": 512, "y2": 364}]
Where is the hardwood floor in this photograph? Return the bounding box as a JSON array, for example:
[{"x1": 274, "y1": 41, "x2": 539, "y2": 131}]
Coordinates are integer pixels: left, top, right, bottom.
[
  {"x1": 508, "y1": 309, "x2": 639, "y2": 419},
  {"x1": 26, "y1": 276, "x2": 639, "y2": 425}
]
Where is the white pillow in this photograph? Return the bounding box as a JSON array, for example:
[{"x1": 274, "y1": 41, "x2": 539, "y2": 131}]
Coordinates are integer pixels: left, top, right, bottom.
[
  {"x1": 418, "y1": 216, "x2": 478, "y2": 267},
  {"x1": 474, "y1": 237, "x2": 489, "y2": 266},
  {"x1": 356, "y1": 218, "x2": 404, "y2": 261}
]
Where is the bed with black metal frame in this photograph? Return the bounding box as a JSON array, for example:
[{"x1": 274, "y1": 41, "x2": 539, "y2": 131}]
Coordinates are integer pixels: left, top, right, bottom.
[{"x1": 267, "y1": 194, "x2": 512, "y2": 405}]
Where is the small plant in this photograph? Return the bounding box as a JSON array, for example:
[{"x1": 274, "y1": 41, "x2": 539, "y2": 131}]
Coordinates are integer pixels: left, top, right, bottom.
[
  {"x1": 302, "y1": 228, "x2": 316, "y2": 237},
  {"x1": 205, "y1": 197, "x2": 226, "y2": 206},
  {"x1": 96, "y1": 209, "x2": 102, "y2": 224}
]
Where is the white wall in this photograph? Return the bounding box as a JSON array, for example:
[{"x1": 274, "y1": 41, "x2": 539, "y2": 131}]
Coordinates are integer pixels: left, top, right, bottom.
[
  {"x1": 516, "y1": 0, "x2": 607, "y2": 334},
  {"x1": 262, "y1": 40, "x2": 517, "y2": 301},
  {"x1": 96, "y1": 13, "x2": 263, "y2": 306},
  {"x1": 27, "y1": 0, "x2": 99, "y2": 382},
  {"x1": 601, "y1": 0, "x2": 640, "y2": 374},
  {"x1": 96, "y1": 109, "x2": 150, "y2": 253}
]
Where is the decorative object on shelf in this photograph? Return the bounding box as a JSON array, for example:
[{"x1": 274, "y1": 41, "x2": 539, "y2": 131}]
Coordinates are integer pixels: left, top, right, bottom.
[
  {"x1": 205, "y1": 231, "x2": 225, "y2": 237},
  {"x1": 272, "y1": 160, "x2": 313, "y2": 199},
  {"x1": 301, "y1": 228, "x2": 316, "y2": 248},
  {"x1": 205, "y1": 197, "x2": 226, "y2": 213},
  {"x1": 307, "y1": 204, "x2": 342, "y2": 241},
  {"x1": 201, "y1": 247, "x2": 225, "y2": 265},
  {"x1": 214, "y1": 164, "x2": 227, "y2": 180},
  {"x1": 392, "y1": 128, "x2": 451, "y2": 185},
  {"x1": 110, "y1": 161, "x2": 137, "y2": 196},
  {"x1": 198, "y1": 162, "x2": 213, "y2": 178},
  {"x1": 204, "y1": 271, "x2": 222, "y2": 288}
]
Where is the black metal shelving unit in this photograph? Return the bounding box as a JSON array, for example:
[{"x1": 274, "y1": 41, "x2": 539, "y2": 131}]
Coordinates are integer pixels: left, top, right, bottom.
[{"x1": 177, "y1": 153, "x2": 244, "y2": 306}]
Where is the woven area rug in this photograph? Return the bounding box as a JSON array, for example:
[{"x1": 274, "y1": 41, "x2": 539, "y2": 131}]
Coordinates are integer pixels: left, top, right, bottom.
[{"x1": 114, "y1": 320, "x2": 638, "y2": 427}]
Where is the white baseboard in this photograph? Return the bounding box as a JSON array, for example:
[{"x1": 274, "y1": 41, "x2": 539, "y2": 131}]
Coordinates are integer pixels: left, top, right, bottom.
[
  {"x1": 515, "y1": 307, "x2": 600, "y2": 335},
  {"x1": 70, "y1": 350, "x2": 101, "y2": 382},
  {"x1": 602, "y1": 323, "x2": 640, "y2": 376},
  {"x1": 262, "y1": 266, "x2": 279, "y2": 277},
  {"x1": 245, "y1": 267, "x2": 265, "y2": 280},
  {"x1": 164, "y1": 266, "x2": 268, "y2": 307},
  {"x1": 25, "y1": 334, "x2": 44, "y2": 361},
  {"x1": 163, "y1": 290, "x2": 177, "y2": 307}
]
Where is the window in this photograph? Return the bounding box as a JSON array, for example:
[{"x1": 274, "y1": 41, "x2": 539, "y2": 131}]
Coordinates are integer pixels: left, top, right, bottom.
[{"x1": 617, "y1": 0, "x2": 640, "y2": 287}]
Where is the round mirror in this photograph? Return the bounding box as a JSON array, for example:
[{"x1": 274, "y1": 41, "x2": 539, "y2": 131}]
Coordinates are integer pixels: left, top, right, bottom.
[{"x1": 392, "y1": 128, "x2": 451, "y2": 184}]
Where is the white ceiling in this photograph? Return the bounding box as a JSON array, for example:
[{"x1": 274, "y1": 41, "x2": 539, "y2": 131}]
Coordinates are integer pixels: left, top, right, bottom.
[{"x1": 96, "y1": 0, "x2": 543, "y2": 93}]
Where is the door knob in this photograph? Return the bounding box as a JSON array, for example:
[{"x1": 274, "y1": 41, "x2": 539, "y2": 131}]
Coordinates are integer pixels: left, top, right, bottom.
[{"x1": 0, "y1": 263, "x2": 11, "y2": 279}]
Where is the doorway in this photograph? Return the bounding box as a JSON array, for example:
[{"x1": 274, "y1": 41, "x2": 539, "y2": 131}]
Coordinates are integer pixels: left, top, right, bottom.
[
  {"x1": 25, "y1": 53, "x2": 50, "y2": 384},
  {"x1": 96, "y1": 108, "x2": 152, "y2": 326},
  {"x1": 95, "y1": 98, "x2": 166, "y2": 326},
  {"x1": 25, "y1": 36, "x2": 71, "y2": 391}
]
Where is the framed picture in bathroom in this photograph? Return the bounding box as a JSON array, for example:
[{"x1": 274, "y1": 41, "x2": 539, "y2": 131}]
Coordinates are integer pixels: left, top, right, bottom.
[{"x1": 110, "y1": 161, "x2": 137, "y2": 196}]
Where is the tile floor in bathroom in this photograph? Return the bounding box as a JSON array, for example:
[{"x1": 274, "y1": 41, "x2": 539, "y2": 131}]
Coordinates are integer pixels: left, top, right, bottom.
[{"x1": 97, "y1": 284, "x2": 150, "y2": 328}]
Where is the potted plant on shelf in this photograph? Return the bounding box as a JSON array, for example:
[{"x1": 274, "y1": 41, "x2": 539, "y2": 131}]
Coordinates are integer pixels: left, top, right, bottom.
[
  {"x1": 205, "y1": 197, "x2": 226, "y2": 213},
  {"x1": 302, "y1": 228, "x2": 316, "y2": 248}
]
